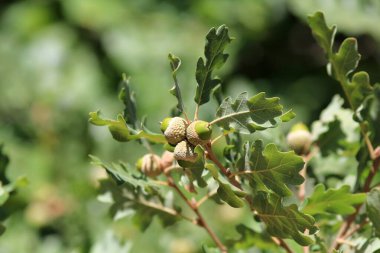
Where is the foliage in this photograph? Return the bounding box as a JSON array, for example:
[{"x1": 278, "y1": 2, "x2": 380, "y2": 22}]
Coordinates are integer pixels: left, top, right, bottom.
[{"x1": 88, "y1": 15, "x2": 380, "y2": 252}]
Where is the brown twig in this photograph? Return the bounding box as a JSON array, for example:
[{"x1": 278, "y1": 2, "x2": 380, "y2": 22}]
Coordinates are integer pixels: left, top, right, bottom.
[
  {"x1": 204, "y1": 143, "x2": 242, "y2": 190},
  {"x1": 164, "y1": 171, "x2": 227, "y2": 253},
  {"x1": 271, "y1": 237, "x2": 294, "y2": 253}
]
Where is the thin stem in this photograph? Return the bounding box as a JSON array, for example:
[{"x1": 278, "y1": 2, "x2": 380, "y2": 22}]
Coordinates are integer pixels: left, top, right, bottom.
[
  {"x1": 194, "y1": 105, "x2": 200, "y2": 121},
  {"x1": 197, "y1": 189, "x2": 218, "y2": 208},
  {"x1": 164, "y1": 171, "x2": 227, "y2": 253},
  {"x1": 204, "y1": 143, "x2": 242, "y2": 190},
  {"x1": 136, "y1": 197, "x2": 195, "y2": 223}
]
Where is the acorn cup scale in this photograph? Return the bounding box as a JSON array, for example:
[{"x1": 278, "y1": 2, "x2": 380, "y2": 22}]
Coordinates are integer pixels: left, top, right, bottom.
[
  {"x1": 161, "y1": 117, "x2": 187, "y2": 145},
  {"x1": 136, "y1": 154, "x2": 162, "y2": 177},
  {"x1": 186, "y1": 120, "x2": 212, "y2": 146},
  {"x1": 173, "y1": 140, "x2": 198, "y2": 162}
]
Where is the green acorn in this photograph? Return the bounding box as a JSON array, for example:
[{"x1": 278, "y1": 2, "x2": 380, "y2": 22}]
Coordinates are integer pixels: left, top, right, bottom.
[
  {"x1": 136, "y1": 154, "x2": 162, "y2": 177},
  {"x1": 161, "y1": 117, "x2": 187, "y2": 145},
  {"x1": 186, "y1": 120, "x2": 212, "y2": 146},
  {"x1": 173, "y1": 140, "x2": 198, "y2": 163},
  {"x1": 286, "y1": 123, "x2": 312, "y2": 155}
]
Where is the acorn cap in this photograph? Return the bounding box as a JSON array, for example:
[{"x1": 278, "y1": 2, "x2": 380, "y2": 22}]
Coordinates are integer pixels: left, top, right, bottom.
[
  {"x1": 163, "y1": 117, "x2": 187, "y2": 145},
  {"x1": 138, "y1": 154, "x2": 162, "y2": 177},
  {"x1": 174, "y1": 141, "x2": 198, "y2": 163},
  {"x1": 186, "y1": 120, "x2": 212, "y2": 146}
]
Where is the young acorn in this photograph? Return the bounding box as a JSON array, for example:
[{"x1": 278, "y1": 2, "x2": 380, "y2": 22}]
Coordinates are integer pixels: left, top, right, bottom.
[
  {"x1": 136, "y1": 154, "x2": 162, "y2": 177},
  {"x1": 186, "y1": 120, "x2": 212, "y2": 146},
  {"x1": 173, "y1": 140, "x2": 198, "y2": 163},
  {"x1": 286, "y1": 123, "x2": 312, "y2": 155},
  {"x1": 161, "y1": 117, "x2": 187, "y2": 145}
]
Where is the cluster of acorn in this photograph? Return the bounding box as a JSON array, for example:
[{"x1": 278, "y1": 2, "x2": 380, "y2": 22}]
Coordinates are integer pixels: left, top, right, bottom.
[
  {"x1": 136, "y1": 117, "x2": 212, "y2": 178},
  {"x1": 160, "y1": 117, "x2": 212, "y2": 163}
]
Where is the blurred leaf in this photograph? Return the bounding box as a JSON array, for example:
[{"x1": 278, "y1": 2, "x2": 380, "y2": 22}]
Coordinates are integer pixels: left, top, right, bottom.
[
  {"x1": 90, "y1": 155, "x2": 160, "y2": 190},
  {"x1": 254, "y1": 192, "x2": 317, "y2": 246},
  {"x1": 366, "y1": 188, "x2": 380, "y2": 237},
  {"x1": 317, "y1": 117, "x2": 347, "y2": 156},
  {"x1": 302, "y1": 184, "x2": 366, "y2": 216},
  {"x1": 89, "y1": 111, "x2": 166, "y2": 143},
  {"x1": 213, "y1": 92, "x2": 283, "y2": 134},
  {"x1": 237, "y1": 140, "x2": 304, "y2": 197},
  {"x1": 202, "y1": 245, "x2": 221, "y2": 253},
  {"x1": 168, "y1": 53, "x2": 185, "y2": 115},
  {"x1": 194, "y1": 25, "x2": 232, "y2": 106},
  {"x1": 212, "y1": 84, "x2": 223, "y2": 106},
  {"x1": 118, "y1": 75, "x2": 138, "y2": 127},
  {"x1": 90, "y1": 231, "x2": 132, "y2": 253},
  {"x1": 216, "y1": 181, "x2": 245, "y2": 208},
  {"x1": 94, "y1": 156, "x2": 182, "y2": 231},
  {"x1": 281, "y1": 109, "x2": 296, "y2": 122},
  {"x1": 307, "y1": 12, "x2": 336, "y2": 55},
  {"x1": 0, "y1": 145, "x2": 10, "y2": 185},
  {"x1": 226, "y1": 224, "x2": 277, "y2": 250}
]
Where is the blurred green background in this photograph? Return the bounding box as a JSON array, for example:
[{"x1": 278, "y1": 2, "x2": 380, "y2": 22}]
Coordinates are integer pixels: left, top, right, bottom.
[{"x1": 1, "y1": 0, "x2": 380, "y2": 252}]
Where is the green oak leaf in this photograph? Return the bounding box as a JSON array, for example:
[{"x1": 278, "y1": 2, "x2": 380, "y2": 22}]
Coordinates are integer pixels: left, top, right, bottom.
[
  {"x1": 205, "y1": 163, "x2": 247, "y2": 208},
  {"x1": 212, "y1": 92, "x2": 283, "y2": 134},
  {"x1": 237, "y1": 140, "x2": 304, "y2": 197},
  {"x1": 347, "y1": 71, "x2": 373, "y2": 110},
  {"x1": 317, "y1": 117, "x2": 347, "y2": 157},
  {"x1": 331, "y1": 38, "x2": 361, "y2": 79},
  {"x1": 307, "y1": 12, "x2": 336, "y2": 56},
  {"x1": 194, "y1": 25, "x2": 232, "y2": 106},
  {"x1": 366, "y1": 188, "x2": 380, "y2": 237},
  {"x1": 98, "y1": 179, "x2": 180, "y2": 231},
  {"x1": 90, "y1": 155, "x2": 161, "y2": 190},
  {"x1": 254, "y1": 192, "x2": 317, "y2": 246},
  {"x1": 216, "y1": 181, "x2": 246, "y2": 208},
  {"x1": 168, "y1": 53, "x2": 185, "y2": 114},
  {"x1": 302, "y1": 184, "x2": 366, "y2": 216},
  {"x1": 281, "y1": 109, "x2": 296, "y2": 122},
  {"x1": 89, "y1": 111, "x2": 166, "y2": 144},
  {"x1": 118, "y1": 74, "x2": 138, "y2": 127}
]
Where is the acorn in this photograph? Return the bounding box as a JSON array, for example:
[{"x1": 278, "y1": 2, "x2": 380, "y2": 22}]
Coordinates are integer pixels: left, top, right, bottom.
[
  {"x1": 286, "y1": 123, "x2": 312, "y2": 155},
  {"x1": 161, "y1": 117, "x2": 187, "y2": 145},
  {"x1": 186, "y1": 120, "x2": 212, "y2": 146},
  {"x1": 136, "y1": 154, "x2": 162, "y2": 177},
  {"x1": 173, "y1": 140, "x2": 198, "y2": 163}
]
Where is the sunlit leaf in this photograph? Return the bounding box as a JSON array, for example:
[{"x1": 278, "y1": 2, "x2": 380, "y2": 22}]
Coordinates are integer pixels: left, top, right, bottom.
[
  {"x1": 213, "y1": 92, "x2": 283, "y2": 134},
  {"x1": 168, "y1": 53, "x2": 185, "y2": 114},
  {"x1": 89, "y1": 111, "x2": 166, "y2": 143},
  {"x1": 303, "y1": 184, "x2": 366, "y2": 216},
  {"x1": 194, "y1": 25, "x2": 232, "y2": 106}
]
